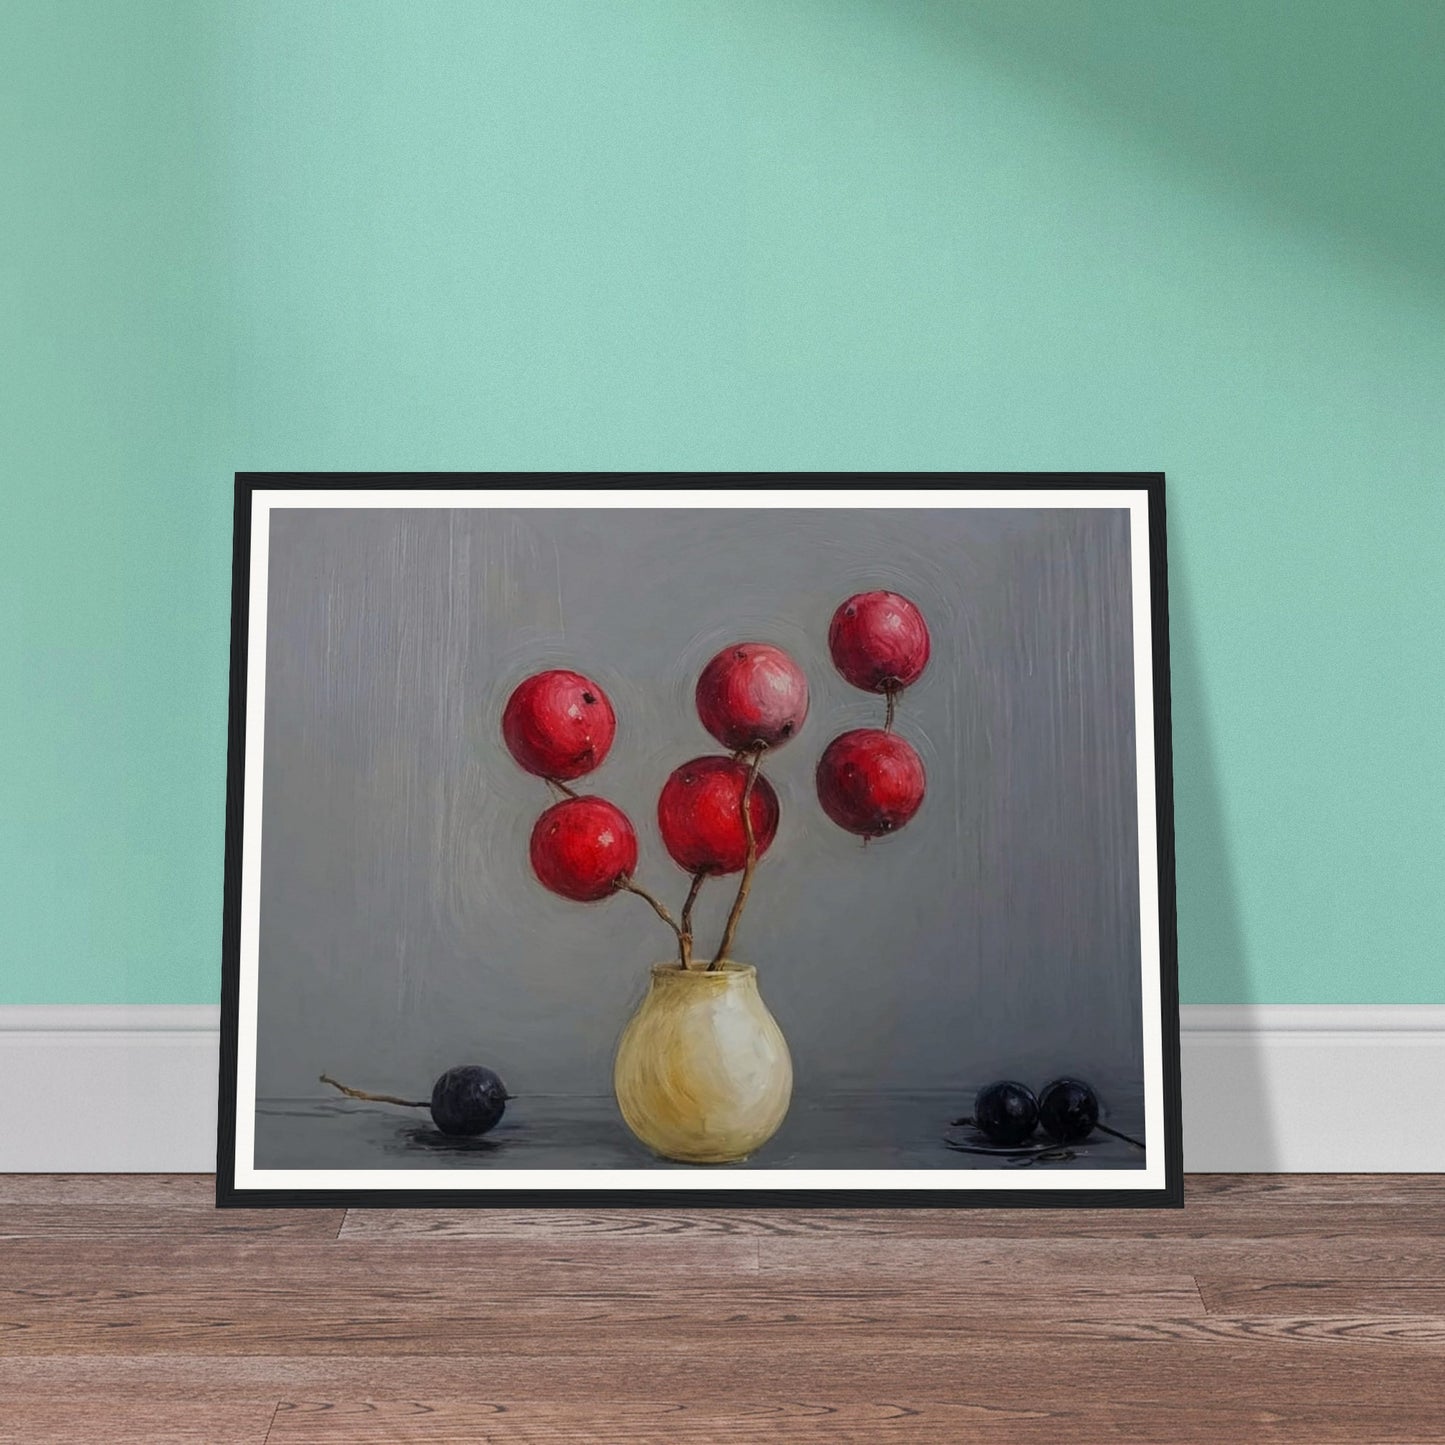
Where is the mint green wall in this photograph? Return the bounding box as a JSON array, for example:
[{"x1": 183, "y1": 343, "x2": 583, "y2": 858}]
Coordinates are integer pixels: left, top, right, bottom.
[{"x1": 4, "y1": 2, "x2": 1441, "y2": 1005}]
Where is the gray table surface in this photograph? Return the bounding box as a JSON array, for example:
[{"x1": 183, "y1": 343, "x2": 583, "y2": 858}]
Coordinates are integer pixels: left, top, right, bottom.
[{"x1": 254, "y1": 1088, "x2": 1148, "y2": 1173}]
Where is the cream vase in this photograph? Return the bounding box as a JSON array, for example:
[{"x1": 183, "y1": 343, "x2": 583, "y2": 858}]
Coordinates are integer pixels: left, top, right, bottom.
[{"x1": 613, "y1": 961, "x2": 792, "y2": 1164}]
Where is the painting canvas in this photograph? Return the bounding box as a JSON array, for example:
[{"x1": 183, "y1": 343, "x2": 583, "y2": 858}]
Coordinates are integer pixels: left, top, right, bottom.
[{"x1": 218, "y1": 475, "x2": 1181, "y2": 1207}]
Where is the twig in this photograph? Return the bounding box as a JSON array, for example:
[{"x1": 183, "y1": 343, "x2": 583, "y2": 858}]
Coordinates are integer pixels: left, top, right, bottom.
[
  {"x1": 710, "y1": 745, "x2": 765, "y2": 968},
  {"x1": 618, "y1": 877, "x2": 686, "y2": 958},
  {"x1": 884, "y1": 686, "x2": 897, "y2": 732},
  {"x1": 319, "y1": 1073, "x2": 428, "y2": 1109},
  {"x1": 679, "y1": 869, "x2": 707, "y2": 970},
  {"x1": 1095, "y1": 1121, "x2": 1147, "y2": 1150}
]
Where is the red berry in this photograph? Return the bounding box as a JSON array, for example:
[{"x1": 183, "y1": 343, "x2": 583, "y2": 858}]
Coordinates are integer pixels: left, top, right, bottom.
[
  {"x1": 815, "y1": 729, "x2": 926, "y2": 838},
  {"x1": 695, "y1": 643, "x2": 808, "y2": 752},
  {"x1": 529, "y1": 797, "x2": 638, "y2": 902},
  {"x1": 502, "y1": 669, "x2": 616, "y2": 780},
  {"x1": 828, "y1": 592, "x2": 931, "y2": 693},
  {"x1": 657, "y1": 756, "x2": 780, "y2": 875}
]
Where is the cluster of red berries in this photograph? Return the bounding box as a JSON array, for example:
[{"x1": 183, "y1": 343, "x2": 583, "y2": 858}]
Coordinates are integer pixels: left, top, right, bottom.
[
  {"x1": 500, "y1": 591, "x2": 931, "y2": 959},
  {"x1": 815, "y1": 590, "x2": 930, "y2": 838},
  {"x1": 500, "y1": 649, "x2": 795, "y2": 905}
]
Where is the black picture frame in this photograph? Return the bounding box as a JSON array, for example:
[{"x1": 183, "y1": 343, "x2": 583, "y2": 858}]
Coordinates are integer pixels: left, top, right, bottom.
[{"x1": 218, "y1": 473, "x2": 1182, "y2": 1209}]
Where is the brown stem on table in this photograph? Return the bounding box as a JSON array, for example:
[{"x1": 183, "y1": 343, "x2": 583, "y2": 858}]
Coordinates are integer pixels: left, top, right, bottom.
[
  {"x1": 319, "y1": 1073, "x2": 428, "y2": 1109},
  {"x1": 1095, "y1": 1121, "x2": 1147, "y2": 1151},
  {"x1": 710, "y1": 745, "x2": 766, "y2": 970},
  {"x1": 884, "y1": 685, "x2": 897, "y2": 732},
  {"x1": 546, "y1": 777, "x2": 580, "y2": 799},
  {"x1": 679, "y1": 868, "x2": 707, "y2": 970},
  {"x1": 618, "y1": 877, "x2": 687, "y2": 966}
]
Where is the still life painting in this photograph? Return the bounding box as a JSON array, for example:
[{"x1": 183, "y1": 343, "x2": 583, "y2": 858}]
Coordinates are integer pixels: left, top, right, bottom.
[{"x1": 218, "y1": 475, "x2": 1181, "y2": 1207}]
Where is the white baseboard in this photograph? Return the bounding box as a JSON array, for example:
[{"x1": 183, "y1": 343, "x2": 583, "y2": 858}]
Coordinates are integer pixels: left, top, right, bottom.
[
  {"x1": 1179, "y1": 1005, "x2": 1445, "y2": 1172},
  {"x1": 2, "y1": 1004, "x2": 1442, "y2": 1174},
  {"x1": 0, "y1": 1006, "x2": 220, "y2": 1173}
]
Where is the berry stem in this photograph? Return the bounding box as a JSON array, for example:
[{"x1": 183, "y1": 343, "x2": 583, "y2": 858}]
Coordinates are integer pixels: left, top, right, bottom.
[
  {"x1": 545, "y1": 777, "x2": 580, "y2": 799},
  {"x1": 319, "y1": 1073, "x2": 428, "y2": 1109},
  {"x1": 710, "y1": 745, "x2": 766, "y2": 969},
  {"x1": 618, "y1": 876, "x2": 687, "y2": 962},
  {"x1": 884, "y1": 686, "x2": 897, "y2": 732},
  {"x1": 1095, "y1": 1121, "x2": 1147, "y2": 1150},
  {"x1": 679, "y1": 868, "x2": 707, "y2": 970}
]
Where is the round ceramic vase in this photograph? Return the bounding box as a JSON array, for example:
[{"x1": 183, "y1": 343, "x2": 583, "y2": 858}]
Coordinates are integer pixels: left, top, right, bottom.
[{"x1": 613, "y1": 961, "x2": 792, "y2": 1164}]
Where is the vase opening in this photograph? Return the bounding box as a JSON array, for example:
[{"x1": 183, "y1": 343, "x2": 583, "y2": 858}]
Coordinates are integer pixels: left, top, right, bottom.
[{"x1": 651, "y1": 959, "x2": 753, "y2": 982}]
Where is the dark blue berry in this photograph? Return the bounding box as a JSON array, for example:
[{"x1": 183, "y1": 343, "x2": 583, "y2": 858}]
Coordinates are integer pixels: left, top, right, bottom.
[
  {"x1": 1038, "y1": 1077, "x2": 1099, "y2": 1144},
  {"x1": 429, "y1": 1065, "x2": 508, "y2": 1137},
  {"x1": 973, "y1": 1080, "x2": 1039, "y2": 1146}
]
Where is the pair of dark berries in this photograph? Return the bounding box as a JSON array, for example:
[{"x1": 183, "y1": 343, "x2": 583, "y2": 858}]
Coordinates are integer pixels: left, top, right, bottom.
[{"x1": 969, "y1": 1077, "x2": 1105, "y2": 1147}]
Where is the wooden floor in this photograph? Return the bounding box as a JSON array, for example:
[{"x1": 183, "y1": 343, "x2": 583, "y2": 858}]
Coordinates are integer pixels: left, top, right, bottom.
[{"x1": 2, "y1": 1176, "x2": 1444, "y2": 1442}]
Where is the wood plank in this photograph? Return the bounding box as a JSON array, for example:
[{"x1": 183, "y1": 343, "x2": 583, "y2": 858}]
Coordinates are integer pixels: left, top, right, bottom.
[
  {"x1": 0, "y1": 1235, "x2": 762, "y2": 1278},
  {"x1": 0, "y1": 1174, "x2": 216, "y2": 1206},
  {"x1": 4, "y1": 1340, "x2": 1442, "y2": 1405},
  {"x1": 255, "y1": 1397, "x2": 1093, "y2": 1444},
  {"x1": 0, "y1": 1205, "x2": 344, "y2": 1240},
  {"x1": 262, "y1": 1398, "x2": 1445, "y2": 1443},
  {"x1": 339, "y1": 1175, "x2": 1445, "y2": 1241},
  {"x1": 35, "y1": 1319, "x2": 1436, "y2": 1374},
  {"x1": 1201, "y1": 1277, "x2": 1445, "y2": 1315},
  {"x1": 0, "y1": 1399, "x2": 278, "y2": 1444},
  {"x1": 21, "y1": 1397, "x2": 1433, "y2": 1445},
  {"x1": 62, "y1": 1229, "x2": 1445, "y2": 1286},
  {"x1": 1184, "y1": 1176, "x2": 1445, "y2": 1205},
  {"x1": 6, "y1": 1174, "x2": 1440, "y2": 1239},
  {"x1": 757, "y1": 1234, "x2": 1445, "y2": 1278},
  {"x1": 0, "y1": 1276, "x2": 1205, "y2": 1358},
  {"x1": 0, "y1": 1340, "x2": 1410, "y2": 1398}
]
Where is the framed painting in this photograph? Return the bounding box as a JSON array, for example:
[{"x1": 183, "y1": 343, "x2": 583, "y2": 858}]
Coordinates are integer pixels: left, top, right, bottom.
[{"x1": 218, "y1": 474, "x2": 1181, "y2": 1207}]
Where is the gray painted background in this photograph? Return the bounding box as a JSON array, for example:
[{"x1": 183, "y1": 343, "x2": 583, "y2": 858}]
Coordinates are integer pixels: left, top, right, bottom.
[{"x1": 254, "y1": 506, "x2": 1142, "y2": 1111}]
